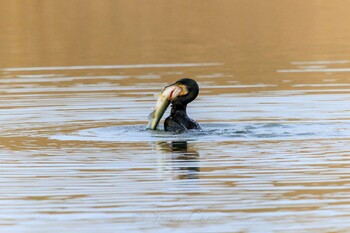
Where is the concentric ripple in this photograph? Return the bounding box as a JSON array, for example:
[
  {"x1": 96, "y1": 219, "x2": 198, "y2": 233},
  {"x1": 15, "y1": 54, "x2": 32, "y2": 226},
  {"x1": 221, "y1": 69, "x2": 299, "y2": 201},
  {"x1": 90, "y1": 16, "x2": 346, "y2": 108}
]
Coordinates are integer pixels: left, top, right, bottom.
[{"x1": 52, "y1": 121, "x2": 350, "y2": 142}]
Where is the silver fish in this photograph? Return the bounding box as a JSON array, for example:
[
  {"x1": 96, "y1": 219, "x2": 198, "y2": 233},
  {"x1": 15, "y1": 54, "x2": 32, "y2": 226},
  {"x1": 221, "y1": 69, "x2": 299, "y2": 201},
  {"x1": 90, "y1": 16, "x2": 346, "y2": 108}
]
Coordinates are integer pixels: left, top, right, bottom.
[{"x1": 147, "y1": 83, "x2": 183, "y2": 130}]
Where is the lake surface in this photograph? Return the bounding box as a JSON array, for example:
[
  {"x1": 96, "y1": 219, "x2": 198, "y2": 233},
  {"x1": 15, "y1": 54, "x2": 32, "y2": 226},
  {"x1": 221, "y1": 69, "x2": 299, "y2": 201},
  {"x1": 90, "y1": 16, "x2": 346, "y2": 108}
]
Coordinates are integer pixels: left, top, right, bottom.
[{"x1": 2, "y1": 1, "x2": 350, "y2": 232}]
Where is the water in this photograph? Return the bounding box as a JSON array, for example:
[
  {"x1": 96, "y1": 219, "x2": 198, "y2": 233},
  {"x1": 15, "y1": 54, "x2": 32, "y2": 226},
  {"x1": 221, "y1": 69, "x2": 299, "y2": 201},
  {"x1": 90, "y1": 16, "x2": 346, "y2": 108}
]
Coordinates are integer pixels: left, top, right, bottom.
[{"x1": 2, "y1": 1, "x2": 350, "y2": 232}]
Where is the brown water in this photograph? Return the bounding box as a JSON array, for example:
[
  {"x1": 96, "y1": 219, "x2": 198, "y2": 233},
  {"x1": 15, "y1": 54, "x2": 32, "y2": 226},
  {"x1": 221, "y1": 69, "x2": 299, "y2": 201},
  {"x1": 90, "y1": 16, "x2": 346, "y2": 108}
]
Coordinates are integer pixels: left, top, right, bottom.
[{"x1": 2, "y1": 1, "x2": 350, "y2": 232}]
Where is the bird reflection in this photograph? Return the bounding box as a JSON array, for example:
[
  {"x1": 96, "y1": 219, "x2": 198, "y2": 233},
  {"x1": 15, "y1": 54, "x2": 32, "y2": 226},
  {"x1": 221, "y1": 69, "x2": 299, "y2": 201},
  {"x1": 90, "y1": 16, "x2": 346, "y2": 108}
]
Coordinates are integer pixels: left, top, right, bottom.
[{"x1": 153, "y1": 141, "x2": 200, "y2": 180}]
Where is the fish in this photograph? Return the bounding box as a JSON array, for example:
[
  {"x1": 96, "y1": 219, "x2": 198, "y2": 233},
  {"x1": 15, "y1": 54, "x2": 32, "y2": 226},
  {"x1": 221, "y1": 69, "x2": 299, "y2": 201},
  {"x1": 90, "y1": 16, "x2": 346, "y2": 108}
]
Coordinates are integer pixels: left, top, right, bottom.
[{"x1": 147, "y1": 84, "x2": 183, "y2": 130}]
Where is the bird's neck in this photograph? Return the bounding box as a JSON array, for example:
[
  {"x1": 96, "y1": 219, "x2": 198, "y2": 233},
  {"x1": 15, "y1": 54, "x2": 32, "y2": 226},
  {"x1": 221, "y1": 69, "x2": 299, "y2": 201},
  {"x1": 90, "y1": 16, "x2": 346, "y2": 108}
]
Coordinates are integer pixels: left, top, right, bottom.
[{"x1": 170, "y1": 103, "x2": 187, "y2": 116}]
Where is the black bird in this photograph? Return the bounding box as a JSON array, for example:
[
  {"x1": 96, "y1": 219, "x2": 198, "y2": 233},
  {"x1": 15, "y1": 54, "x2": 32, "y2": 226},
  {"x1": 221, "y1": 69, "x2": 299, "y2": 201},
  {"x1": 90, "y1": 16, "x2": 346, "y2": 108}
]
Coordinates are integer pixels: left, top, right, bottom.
[
  {"x1": 148, "y1": 78, "x2": 201, "y2": 132},
  {"x1": 164, "y1": 78, "x2": 201, "y2": 132}
]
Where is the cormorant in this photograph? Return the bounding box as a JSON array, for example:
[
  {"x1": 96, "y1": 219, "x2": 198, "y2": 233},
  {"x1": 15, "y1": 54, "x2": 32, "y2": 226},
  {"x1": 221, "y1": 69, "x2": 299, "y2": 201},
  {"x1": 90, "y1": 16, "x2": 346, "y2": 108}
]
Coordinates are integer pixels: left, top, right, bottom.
[{"x1": 148, "y1": 78, "x2": 201, "y2": 133}]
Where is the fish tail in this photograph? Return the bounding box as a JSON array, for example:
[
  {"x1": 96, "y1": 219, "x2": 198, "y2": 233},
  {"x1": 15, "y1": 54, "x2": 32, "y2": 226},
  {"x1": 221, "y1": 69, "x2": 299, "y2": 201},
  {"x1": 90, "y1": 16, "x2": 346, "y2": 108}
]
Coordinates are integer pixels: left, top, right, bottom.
[{"x1": 146, "y1": 110, "x2": 156, "y2": 129}]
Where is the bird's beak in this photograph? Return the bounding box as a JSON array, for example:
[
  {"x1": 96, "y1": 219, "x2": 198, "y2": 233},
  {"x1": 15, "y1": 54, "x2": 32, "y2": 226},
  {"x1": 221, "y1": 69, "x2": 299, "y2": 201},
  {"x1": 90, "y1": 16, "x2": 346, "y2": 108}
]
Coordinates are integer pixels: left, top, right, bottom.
[{"x1": 147, "y1": 82, "x2": 188, "y2": 130}]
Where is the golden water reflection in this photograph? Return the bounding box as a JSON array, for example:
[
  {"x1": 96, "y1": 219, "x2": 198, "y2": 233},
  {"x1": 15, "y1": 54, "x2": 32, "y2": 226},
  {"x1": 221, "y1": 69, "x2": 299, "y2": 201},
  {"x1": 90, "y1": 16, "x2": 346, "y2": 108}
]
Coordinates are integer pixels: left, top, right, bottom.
[{"x1": 2, "y1": 1, "x2": 350, "y2": 232}]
